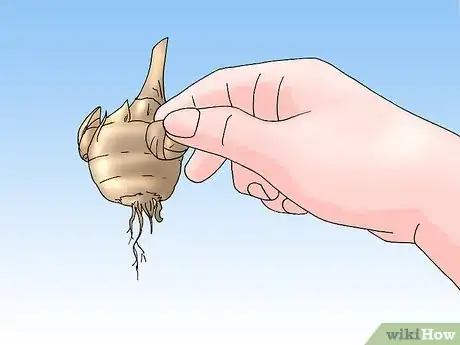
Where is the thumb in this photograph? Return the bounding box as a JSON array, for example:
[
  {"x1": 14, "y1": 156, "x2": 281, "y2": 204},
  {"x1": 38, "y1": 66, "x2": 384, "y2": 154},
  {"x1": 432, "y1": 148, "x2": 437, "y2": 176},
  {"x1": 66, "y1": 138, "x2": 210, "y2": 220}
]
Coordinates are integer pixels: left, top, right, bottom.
[{"x1": 162, "y1": 106, "x2": 283, "y2": 174}]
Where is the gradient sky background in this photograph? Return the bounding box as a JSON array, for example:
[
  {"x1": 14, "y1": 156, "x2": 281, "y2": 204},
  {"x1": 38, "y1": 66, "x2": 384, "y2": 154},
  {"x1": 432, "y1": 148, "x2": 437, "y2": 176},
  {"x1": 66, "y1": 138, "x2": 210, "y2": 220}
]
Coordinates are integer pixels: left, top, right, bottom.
[{"x1": 1, "y1": 0, "x2": 459, "y2": 344}]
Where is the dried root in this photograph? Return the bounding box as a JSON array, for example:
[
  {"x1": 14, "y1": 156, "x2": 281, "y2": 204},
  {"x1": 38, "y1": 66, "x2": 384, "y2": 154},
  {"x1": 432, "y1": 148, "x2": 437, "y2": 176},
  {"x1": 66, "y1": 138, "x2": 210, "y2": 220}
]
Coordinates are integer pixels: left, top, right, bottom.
[{"x1": 126, "y1": 199, "x2": 163, "y2": 280}]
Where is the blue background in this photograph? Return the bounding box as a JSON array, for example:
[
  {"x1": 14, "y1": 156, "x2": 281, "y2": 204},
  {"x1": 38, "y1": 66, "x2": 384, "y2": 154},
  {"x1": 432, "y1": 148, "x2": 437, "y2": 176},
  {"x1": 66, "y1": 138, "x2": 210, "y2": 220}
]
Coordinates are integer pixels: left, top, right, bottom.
[{"x1": 1, "y1": 0, "x2": 459, "y2": 344}]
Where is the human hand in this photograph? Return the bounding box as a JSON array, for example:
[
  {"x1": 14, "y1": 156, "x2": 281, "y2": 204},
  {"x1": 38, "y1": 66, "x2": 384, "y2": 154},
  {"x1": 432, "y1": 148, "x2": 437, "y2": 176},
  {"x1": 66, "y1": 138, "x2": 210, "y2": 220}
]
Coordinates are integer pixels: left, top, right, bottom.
[{"x1": 152, "y1": 58, "x2": 451, "y2": 245}]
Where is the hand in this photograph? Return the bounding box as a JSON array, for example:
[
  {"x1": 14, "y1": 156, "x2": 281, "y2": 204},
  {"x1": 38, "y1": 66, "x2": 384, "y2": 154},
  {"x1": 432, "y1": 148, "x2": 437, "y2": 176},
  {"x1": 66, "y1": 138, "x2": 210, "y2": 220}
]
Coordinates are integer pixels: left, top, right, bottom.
[{"x1": 154, "y1": 58, "x2": 449, "y2": 245}]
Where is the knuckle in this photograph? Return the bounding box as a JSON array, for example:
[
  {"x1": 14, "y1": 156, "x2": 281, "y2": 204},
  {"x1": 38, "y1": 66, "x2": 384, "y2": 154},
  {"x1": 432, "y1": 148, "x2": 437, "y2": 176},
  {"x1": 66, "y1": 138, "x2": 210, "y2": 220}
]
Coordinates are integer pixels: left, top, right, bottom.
[
  {"x1": 233, "y1": 179, "x2": 250, "y2": 195},
  {"x1": 307, "y1": 57, "x2": 326, "y2": 68},
  {"x1": 211, "y1": 67, "x2": 227, "y2": 78},
  {"x1": 230, "y1": 165, "x2": 251, "y2": 195}
]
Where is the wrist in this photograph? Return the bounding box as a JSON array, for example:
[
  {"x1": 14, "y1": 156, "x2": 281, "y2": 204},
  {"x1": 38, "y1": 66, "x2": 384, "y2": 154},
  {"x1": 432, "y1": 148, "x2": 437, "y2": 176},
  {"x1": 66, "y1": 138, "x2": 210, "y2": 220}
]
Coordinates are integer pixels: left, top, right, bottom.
[{"x1": 413, "y1": 120, "x2": 460, "y2": 289}]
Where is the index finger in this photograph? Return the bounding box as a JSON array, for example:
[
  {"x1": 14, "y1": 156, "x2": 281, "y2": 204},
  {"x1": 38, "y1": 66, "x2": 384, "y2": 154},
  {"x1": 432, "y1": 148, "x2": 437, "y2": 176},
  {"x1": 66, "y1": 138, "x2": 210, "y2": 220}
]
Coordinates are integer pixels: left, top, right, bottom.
[
  {"x1": 154, "y1": 69, "x2": 228, "y2": 121},
  {"x1": 154, "y1": 64, "x2": 265, "y2": 121}
]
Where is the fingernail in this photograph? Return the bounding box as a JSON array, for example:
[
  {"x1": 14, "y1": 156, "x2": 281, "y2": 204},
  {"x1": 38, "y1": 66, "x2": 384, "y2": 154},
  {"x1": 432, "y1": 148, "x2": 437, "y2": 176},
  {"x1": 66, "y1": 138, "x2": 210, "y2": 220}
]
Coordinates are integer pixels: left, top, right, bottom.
[
  {"x1": 163, "y1": 108, "x2": 200, "y2": 138},
  {"x1": 282, "y1": 199, "x2": 308, "y2": 214},
  {"x1": 247, "y1": 183, "x2": 269, "y2": 200}
]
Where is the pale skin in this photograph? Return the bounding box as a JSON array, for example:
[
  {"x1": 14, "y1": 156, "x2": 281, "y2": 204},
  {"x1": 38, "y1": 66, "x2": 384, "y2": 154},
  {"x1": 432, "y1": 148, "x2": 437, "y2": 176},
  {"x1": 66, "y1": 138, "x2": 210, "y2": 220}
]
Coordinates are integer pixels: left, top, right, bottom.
[{"x1": 154, "y1": 58, "x2": 460, "y2": 290}]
